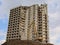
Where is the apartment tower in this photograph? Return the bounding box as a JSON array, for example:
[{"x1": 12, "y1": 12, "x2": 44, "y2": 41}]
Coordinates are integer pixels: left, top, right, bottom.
[{"x1": 6, "y1": 4, "x2": 48, "y2": 43}]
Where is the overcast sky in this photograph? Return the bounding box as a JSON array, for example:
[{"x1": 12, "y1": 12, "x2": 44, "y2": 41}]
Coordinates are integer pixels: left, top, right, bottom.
[{"x1": 0, "y1": 0, "x2": 60, "y2": 45}]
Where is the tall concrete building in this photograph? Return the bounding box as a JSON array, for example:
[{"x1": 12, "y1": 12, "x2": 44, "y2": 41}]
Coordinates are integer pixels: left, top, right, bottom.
[{"x1": 6, "y1": 4, "x2": 49, "y2": 43}]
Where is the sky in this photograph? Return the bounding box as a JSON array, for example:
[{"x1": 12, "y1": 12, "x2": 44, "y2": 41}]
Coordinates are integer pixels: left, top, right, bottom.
[{"x1": 0, "y1": 0, "x2": 60, "y2": 45}]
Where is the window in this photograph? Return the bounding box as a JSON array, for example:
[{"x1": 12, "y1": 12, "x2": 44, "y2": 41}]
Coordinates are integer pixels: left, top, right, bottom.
[
  {"x1": 17, "y1": 28, "x2": 19, "y2": 29},
  {"x1": 46, "y1": 41, "x2": 48, "y2": 43},
  {"x1": 38, "y1": 39, "x2": 42, "y2": 42},
  {"x1": 17, "y1": 36, "x2": 18, "y2": 38},
  {"x1": 38, "y1": 33, "x2": 42, "y2": 35},
  {"x1": 39, "y1": 27, "x2": 42, "y2": 29},
  {"x1": 16, "y1": 33, "x2": 18, "y2": 35},
  {"x1": 22, "y1": 29, "x2": 25, "y2": 32}
]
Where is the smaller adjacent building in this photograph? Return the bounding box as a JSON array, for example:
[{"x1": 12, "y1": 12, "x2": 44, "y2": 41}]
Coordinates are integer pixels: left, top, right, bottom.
[{"x1": 2, "y1": 39, "x2": 53, "y2": 45}]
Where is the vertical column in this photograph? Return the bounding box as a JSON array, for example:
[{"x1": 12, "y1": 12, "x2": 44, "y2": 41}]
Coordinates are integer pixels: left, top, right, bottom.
[{"x1": 41, "y1": 4, "x2": 48, "y2": 43}]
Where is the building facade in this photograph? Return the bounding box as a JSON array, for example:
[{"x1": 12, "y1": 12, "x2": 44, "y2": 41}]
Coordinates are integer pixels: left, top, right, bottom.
[{"x1": 6, "y1": 4, "x2": 49, "y2": 43}]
